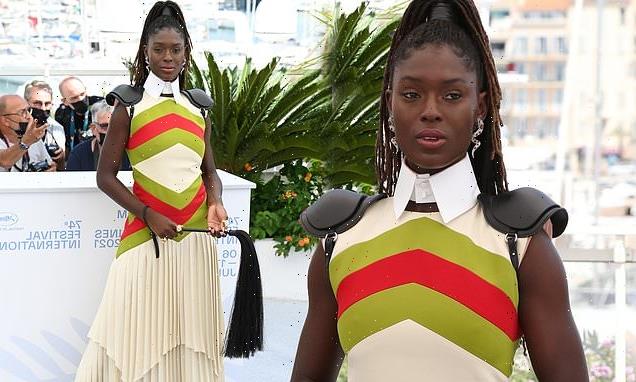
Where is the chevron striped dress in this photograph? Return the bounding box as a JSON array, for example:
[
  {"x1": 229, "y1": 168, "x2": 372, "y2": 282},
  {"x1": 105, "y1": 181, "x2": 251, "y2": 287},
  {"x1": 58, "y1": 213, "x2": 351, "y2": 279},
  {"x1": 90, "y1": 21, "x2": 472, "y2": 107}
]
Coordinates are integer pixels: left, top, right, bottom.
[
  {"x1": 330, "y1": 197, "x2": 530, "y2": 381},
  {"x1": 75, "y1": 93, "x2": 224, "y2": 381}
]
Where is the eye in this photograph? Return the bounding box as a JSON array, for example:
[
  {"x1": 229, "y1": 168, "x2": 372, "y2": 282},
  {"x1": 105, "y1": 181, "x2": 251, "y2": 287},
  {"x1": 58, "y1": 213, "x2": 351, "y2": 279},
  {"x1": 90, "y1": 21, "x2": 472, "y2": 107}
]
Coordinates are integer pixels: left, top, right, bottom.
[
  {"x1": 401, "y1": 91, "x2": 420, "y2": 100},
  {"x1": 153, "y1": 48, "x2": 162, "y2": 53},
  {"x1": 444, "y1": 92, "x2": 462, "y2": 101},
  {"x1": 172, "y1": 47, "x2": 182, "y2": 54}
]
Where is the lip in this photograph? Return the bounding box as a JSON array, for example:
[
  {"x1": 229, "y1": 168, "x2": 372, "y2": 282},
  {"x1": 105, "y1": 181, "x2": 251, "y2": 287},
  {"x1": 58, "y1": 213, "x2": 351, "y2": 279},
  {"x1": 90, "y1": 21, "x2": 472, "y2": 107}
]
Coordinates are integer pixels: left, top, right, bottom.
[
  {"x1": 415, "y1": 129, "x2": 447, "y2": 149},
  {"x1": 159, "y1": 66, "x2": 176, "y2": 72}
]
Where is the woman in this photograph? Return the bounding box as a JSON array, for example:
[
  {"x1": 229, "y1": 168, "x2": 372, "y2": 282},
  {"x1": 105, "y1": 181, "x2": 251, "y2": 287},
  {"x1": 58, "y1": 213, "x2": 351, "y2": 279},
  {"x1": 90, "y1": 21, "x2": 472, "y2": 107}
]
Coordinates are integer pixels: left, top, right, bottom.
[
  {"x1": 76, "y1": 2, "x2": 238, "y2": 380},
  {"x1": 291, "y1": 1, "x2": 588, "y2": 381}
]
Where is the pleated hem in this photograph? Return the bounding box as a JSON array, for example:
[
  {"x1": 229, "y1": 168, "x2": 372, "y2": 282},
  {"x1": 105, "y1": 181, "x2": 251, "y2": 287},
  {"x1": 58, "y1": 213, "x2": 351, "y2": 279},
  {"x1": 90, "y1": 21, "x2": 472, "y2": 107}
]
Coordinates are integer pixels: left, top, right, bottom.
[
  {"x1": 75, "y1": 340, "x2": 224, "y2": 382},
  {"x1": 77, "y1": 234, "x2": 224, "y2": 381}
]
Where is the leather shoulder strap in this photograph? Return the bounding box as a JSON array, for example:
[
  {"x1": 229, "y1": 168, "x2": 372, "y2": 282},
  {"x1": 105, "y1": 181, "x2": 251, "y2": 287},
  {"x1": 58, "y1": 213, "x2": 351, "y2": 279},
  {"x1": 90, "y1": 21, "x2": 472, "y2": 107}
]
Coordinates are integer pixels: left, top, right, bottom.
[
  {"x1": 105, "y1": 85, "x2": 144, "y2": 107},
  {"x1": 181, "y1": 88, "x2": 213, "y2": 109},
  {"x1": 478, "y1": 187, "x2": 568, "y2": 238},
  {"x1": 300, "y1": 189, "x2": 387, "y2": 237}
]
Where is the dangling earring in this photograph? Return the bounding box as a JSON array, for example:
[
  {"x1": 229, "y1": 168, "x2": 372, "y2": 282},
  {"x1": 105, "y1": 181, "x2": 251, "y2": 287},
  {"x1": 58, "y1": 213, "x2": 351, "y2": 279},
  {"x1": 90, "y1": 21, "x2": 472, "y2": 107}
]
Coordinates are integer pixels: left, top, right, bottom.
[
  {"x1": 145, "y1": 57, "x2": 150, "y2": 72},
  {"x1": 471, "y1": 118, "x2": 484, "y2": 158},
  {"x1": 180, "y1": 61, "x2": 186, "y2": 74},
  {"x1": 388, "y1": 114, "x2": 398, "y2": 148}
]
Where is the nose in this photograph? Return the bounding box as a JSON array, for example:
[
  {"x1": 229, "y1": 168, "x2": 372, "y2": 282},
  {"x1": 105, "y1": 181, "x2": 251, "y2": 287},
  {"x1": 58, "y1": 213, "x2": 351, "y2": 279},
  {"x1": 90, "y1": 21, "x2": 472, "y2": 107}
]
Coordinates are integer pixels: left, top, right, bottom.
[
  {"x1": 162, "y1": 51, "x2": 174, "y2": 63},
  {"x1": 420, "y1": 95, "x2": 442, "y2": 123}
]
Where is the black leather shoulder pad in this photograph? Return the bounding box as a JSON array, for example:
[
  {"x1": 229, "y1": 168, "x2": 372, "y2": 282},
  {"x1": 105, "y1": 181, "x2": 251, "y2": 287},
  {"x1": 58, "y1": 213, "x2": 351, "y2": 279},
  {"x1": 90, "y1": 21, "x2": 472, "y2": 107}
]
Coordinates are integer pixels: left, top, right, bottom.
[
  {"x1": 478, "y1": 187, "x2": 568, "y2": 238},
  {"x1": 181, "y1": 88, "x2": 213, "y2": 109},
  {"x1": 300, "y1": 189, "x2": 387, "y2": 237},
  {"x1": 105, "y1": 85, "x2": 143, "y2": 107}
]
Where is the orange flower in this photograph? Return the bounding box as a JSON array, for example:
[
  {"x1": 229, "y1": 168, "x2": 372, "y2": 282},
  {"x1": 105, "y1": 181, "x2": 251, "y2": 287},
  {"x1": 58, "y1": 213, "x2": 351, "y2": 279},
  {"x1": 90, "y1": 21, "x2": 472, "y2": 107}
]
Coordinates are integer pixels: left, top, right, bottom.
[
  {"x1": 244, "y1": 163, "x2": 253, "y2": 172},
  {"x1": 302, "y1": 237, "x2": 310, "y2": 245},
  {"x1": 285, "y1": 235, "x2": 292, "y2": 242},
  {"x1": 298, "y1": 238, "x2": 306, "y2": 247},
  {"x1": 304, "y1": 173, "x2": 312, "y2": 182}
]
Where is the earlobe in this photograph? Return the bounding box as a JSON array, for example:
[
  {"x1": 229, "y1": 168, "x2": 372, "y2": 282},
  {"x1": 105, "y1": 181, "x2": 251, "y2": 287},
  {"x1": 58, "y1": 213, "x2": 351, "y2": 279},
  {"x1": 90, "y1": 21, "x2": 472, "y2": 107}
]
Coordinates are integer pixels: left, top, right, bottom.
[{"x1": 478, "y1": 91, "x2": 487, "y2": 120}]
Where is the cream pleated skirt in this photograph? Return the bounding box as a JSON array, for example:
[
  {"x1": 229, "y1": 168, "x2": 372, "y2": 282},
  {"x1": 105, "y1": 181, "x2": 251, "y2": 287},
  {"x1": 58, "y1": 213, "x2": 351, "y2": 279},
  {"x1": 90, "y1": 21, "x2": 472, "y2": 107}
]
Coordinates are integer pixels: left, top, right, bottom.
[{"x1": 75, "y1": 233, "x2": 224, "y2": 382}]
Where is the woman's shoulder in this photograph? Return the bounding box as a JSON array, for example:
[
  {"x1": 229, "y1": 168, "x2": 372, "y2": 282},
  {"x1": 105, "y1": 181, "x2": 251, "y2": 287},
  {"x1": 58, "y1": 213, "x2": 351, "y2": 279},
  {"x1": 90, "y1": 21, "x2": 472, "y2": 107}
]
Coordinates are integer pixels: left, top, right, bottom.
[{"x1": 180, "y1": 88, "x2": 213, "y2": 110}]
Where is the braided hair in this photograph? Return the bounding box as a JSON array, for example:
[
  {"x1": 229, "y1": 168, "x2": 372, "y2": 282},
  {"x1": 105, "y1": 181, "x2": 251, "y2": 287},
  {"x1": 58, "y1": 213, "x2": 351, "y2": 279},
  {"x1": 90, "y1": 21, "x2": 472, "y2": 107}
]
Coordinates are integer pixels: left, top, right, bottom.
[
  {"x1": 131, "y1": 1, "x2": 193, "y2": 89},
  {"x1": 377, "y1": 0, "x2": 507, "y2": 196}
]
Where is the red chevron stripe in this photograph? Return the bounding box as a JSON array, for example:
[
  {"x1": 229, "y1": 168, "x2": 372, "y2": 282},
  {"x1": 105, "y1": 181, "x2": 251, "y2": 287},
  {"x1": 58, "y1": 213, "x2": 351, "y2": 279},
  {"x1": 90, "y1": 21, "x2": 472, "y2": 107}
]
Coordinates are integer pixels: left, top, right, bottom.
[
  {"x1": 128, "y1": 113, "x2": 204, "y2": 149},
  {"x1": 132, "y1": 181, "x2": 206, "y2": 225},
  {"x1": 336, "y1": 249, "x2": 520, "y2": 340},
  {"x1": 120, "y1": 216, "x2": 146, "y2": 242}
]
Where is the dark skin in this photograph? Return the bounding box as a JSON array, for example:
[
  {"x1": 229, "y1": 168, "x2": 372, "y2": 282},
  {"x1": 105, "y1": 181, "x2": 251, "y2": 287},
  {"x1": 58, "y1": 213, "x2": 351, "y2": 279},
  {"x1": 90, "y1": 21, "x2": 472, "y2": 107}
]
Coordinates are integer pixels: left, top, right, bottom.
[
  {"x1": 97, "y1": 27, "x2": 227, "y2": 240},
  {"x1": 291, "y1": 45, "x2": 588, "y2": 381}
]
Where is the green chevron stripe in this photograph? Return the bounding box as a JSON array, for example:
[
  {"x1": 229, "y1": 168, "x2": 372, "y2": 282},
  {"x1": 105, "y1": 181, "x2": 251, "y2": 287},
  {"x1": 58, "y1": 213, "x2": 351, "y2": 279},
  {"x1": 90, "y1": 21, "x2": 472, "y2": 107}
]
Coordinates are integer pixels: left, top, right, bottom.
[
  {"x1": 116, "y1": 204, "x2": 208, "y2": 257},
  {"x1": 131, "y1": 98, "x2": 204, "y2": 135},
  {"x1": 330, "y1": 217, "x2": 517, "y2": 304},
  {"x1": 339, "y1": 283, "x2": 516, "y2": 376},
  {"x1": 127, "y1": 128, "x2": 205, "y2": 165},
  {"x1": 132, "y1": 171, "x2": 203, "y2": 210}
]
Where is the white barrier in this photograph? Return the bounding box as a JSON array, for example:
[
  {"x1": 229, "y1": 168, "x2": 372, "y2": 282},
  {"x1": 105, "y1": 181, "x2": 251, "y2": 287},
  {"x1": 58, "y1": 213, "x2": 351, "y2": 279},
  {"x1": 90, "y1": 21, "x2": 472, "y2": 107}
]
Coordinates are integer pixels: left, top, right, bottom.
[{"x1": 0, "y1": 171, "x2": 254, "y2": 382}]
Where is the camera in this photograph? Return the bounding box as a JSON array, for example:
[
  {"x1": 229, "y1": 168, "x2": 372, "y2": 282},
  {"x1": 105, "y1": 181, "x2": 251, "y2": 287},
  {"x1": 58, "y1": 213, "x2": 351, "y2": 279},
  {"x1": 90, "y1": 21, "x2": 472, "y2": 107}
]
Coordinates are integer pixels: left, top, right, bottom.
[
  {"x1": 80, "y1": 129, "x2": 94, "y2": 140},
  {"x1": 45, "y1": 142, "x2": 60, "y2": 156},
  {"x1": 28, "y1": 160, "x2": 51, "y2": 172}
]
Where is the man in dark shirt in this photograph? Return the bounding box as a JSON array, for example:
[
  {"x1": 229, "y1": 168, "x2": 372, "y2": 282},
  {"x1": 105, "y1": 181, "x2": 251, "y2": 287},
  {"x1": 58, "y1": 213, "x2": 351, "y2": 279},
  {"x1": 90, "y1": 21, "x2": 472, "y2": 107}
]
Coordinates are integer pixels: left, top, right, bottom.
[
  {"x1": 66, "y1": 100, "x2": 131, "y2": 171},
  {"x1": 54, "y1": 76, "x2": 103, "y2": 153}
]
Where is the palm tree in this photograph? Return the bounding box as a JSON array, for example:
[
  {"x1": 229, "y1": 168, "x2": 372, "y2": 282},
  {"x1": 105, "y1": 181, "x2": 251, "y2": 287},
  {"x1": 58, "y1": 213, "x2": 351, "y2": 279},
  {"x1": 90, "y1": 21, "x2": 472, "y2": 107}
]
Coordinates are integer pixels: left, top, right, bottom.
[
  {"x1": 188, "y1": 53, "x2": 324, "y2": 175},
  {"x1": 311, "y1": 3, "x2": 400, "y2": 187}
]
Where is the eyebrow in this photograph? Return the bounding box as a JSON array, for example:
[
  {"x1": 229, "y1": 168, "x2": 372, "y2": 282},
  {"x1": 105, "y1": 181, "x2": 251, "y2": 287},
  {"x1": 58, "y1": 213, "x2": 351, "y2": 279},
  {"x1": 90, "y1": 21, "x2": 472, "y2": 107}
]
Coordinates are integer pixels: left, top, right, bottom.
[
  {"x1": 398, "y1": 76, "x2": 470, "y2": 85},
  {"x1": 151, "y1": 42, "x2": 184, "y2": 47}
]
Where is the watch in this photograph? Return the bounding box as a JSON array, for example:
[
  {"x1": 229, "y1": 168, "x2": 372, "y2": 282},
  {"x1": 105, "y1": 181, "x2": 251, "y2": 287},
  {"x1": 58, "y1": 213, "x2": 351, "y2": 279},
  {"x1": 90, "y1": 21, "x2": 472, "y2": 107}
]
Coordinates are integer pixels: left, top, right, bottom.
[{"x1": 18, "y1": 139, "x2": 30, "y2": 151}]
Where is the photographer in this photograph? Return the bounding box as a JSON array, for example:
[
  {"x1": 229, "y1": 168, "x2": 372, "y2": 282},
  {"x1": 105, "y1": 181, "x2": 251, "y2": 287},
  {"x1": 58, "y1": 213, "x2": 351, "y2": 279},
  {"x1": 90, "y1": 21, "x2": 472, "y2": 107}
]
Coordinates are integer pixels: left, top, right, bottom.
[
  {"x1": 0, "y1": 95, "x2": 55, "y2": 172},
  {"x1": 66, "y1": 100, "x2": 131, "y2": 171},
  {"x1": 24, "y1": 80, "x2": 66, "y2": 170},
  {"x1": 54, "y1": 76, "x2": 103, "y2": 153}
]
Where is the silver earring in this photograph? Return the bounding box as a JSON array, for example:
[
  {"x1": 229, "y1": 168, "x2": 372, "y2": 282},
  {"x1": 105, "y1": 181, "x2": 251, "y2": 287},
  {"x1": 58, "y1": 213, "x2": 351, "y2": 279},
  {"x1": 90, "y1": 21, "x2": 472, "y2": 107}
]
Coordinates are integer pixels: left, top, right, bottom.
[
  {"x1": 145, "y1": 57, "x2": 150, "y2": 72},
  {"x1": 471, "y1": 118, "x2": 484, "y2": 158},
  {"x1": 388, "y1": 114, "x2": 398, "y2": 148},
  {"x1": 180, "y1": 61, "x2": 186, "y2": 74}
]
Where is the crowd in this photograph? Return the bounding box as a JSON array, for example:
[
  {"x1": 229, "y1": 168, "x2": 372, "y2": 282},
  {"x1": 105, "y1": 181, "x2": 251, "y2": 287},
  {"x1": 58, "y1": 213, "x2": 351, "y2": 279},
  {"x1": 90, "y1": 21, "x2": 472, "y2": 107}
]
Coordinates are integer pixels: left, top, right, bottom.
[{"x1": 0, "y1": 76, "x2": 131, "y2": 172}]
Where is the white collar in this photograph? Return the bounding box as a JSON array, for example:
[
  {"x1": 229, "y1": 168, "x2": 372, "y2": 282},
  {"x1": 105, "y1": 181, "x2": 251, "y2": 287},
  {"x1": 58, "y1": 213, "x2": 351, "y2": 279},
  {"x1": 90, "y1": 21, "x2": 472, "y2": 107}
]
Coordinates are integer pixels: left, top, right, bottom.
[
  {"x1": 392, "y1": 154, "x2": 480, "y2": 223},
  {"x1": 143, "y1": 70, "x2": 183, "y2": 104}
]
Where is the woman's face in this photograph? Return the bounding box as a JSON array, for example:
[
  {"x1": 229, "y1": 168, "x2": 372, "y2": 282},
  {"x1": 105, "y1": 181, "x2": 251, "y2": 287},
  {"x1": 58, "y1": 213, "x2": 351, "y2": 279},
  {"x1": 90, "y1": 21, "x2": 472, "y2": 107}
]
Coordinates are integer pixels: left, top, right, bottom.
[
  {"x1": 387, "y1": 44, "x2": 486, "y2": 174},
  {"x1": 145, "y1": 27, "x2": 186, "y2": 82}
]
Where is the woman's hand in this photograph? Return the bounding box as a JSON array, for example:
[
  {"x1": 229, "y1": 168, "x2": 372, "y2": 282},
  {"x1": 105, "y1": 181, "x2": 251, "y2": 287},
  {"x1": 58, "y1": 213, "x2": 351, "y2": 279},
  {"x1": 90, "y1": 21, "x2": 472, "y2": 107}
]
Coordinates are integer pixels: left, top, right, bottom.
[
  {"x1": 145, "y1": 208, "x2": 178, "y2": 239},
  {"x1": 207, "y1": 202, "x2": 228, "y2": 237}
]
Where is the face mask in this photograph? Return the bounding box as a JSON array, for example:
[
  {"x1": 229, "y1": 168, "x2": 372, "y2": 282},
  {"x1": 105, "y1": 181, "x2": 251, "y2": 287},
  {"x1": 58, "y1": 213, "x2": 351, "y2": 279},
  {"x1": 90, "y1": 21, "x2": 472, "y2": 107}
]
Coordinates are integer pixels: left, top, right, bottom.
[
  {"x1": 71, "y1": 97, "x2": 89, "y2": 114},
  {"x1": 98, "y1": 132, "x2": 106, "y2": 145},
  {"x1": 31, "y1": 108, "x2": 50, "y2": 126},
  {"x1": 15, "y1": 122, "x2": 28, "y2": 136}
]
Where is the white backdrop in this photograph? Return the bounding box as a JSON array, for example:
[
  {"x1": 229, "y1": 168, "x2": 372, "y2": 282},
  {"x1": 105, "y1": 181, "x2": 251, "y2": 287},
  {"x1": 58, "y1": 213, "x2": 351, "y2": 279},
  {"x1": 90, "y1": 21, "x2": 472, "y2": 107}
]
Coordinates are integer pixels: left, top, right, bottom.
[{"x1": 0, "y1": 171, "x2": 254, "y2": 382}]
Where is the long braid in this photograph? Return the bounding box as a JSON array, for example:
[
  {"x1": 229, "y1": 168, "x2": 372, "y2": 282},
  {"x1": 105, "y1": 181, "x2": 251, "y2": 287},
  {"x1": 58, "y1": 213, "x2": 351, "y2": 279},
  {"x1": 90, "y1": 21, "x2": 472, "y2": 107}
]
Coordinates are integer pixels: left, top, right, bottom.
[
  {"x1": 131, "y1": 1, "x2": 193, "y2": 89},
  {"x1": 378, "y1": 0, "x2": 508, "y2": 196}
]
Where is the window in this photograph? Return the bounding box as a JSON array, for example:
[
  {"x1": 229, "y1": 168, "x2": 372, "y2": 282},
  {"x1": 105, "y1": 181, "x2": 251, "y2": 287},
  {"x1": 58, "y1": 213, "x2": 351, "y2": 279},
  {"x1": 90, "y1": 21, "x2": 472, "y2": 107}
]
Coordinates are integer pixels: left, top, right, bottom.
[
  {"x1": 557, "y1": 37, "x2": 568, "y2": 54},
  {"x1": 515, "y1": 89, "x2": 528, "y2": 111},
  {"x1": 552, "y1": 89, "x2": 563, "y2": 111},
  {"x1": 516, "y1": 62, "x2": 526, "y2": 74},
  {"x1": 490, "y1": 9, "x2": 510, "y2": 26},
  {"x1": 536, "y1": 37, "x2": 548, "y2": 54},
  {"x1": 534, "y1": 63, "x2": 547, "y2": 81},
  {"x1": 538, "y1": 89, "x2": 547, "y2": 112},
  {"x1": 491, "y1": 41, "x2": 506, "y2": 57},
  {"x1": 555, "y1": 62, "x2": 566, "y2": 81},
  {"x1": 514, "y1": 37, "x2": 528, "y2": 55}
]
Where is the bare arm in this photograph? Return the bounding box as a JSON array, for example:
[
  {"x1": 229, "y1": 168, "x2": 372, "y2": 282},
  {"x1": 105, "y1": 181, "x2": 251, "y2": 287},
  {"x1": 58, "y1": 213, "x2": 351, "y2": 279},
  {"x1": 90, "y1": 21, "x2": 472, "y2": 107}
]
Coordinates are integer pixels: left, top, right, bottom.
[
  {"x1": 201, "y1": 116, "x2": 223, "y2": 206},
  {"x1": 0, "y1": 120, "x2": 45, "y2": 168},
  {"x1": 291, "y1": 243, "x2": 344, "y2": 382},
  {"x1": 96, "y1": 103, "x2": 177, "y2": 239},
  {"x1": 519, "y1": 230, "x2": 588, "y2": 381}
]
